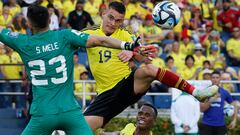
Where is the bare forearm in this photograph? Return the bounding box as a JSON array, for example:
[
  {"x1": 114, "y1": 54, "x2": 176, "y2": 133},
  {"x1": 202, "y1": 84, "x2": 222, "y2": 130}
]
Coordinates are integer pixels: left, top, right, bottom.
[
  {"x1": 200, "y1": 102, "x2": 211, "y2": 112},
  {"x1": 232, "y1": 101, "x2": 238, "y2": 121},
  {"x1": 87, "y1": 35, "x2": 131, "y2": 50}
]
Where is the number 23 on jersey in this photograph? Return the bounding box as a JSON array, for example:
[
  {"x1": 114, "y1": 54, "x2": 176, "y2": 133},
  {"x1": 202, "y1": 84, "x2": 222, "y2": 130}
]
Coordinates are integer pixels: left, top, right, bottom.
[{"x1": 28, "y1": 55, "x2": 67, "y2": 85}]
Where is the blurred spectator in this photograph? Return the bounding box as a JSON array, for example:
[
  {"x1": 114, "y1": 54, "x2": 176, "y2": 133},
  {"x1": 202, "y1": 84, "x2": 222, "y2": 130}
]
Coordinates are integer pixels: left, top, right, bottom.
[
  {"x1": 179, "y1": 35, "x2": 195, "y2": 56},
  {"x1": 2, "y1": 47, "x2": 24, "y2": 109},
  {"x1": 171, "y1": 92, "x2": 200, "y2": 135},
  {"x1": 40, "y1": 0, "x2": 63, "y2": 11},
  {"x1": 234, "y1": 0, "x2": 240, "y2": 6},
  {"x1": 63, "y1": 0, "x2": 76, "y2": 17},
  {"x1": 93, "y1": 1, "x2": 107, "y2": 25},
  {"x1": 193, "y1": 43, "x2": 206, "y2": 69},
  {"x1": 189, "y1": 6, "x2": 205, "y2": 30},
  {"x1": 138, "y1": 0, "x2": 153, "y2": 20},
  {"x1": 202, "y1": 30, "x2": 225, "y2": 57},
  {"x1": 73, "y1": 53, "x2": 87, "y2": 81},
  {"x1": 179, "y1": 55, "x2": 198, "y2": 80},
  {"x1": 59, "y1": 16, "x2": 68, "y2": 30},
  {"x1": 226, "y1": 27, "x2": 240, "y2": 66},
  {"x1": 127, "y1": 15, "x2": 142, "y2": 35},
  {"x1": 161, "y1": 31, "x2": 175, "y2": 50},
  {"x1": 207, "y1": 43, "x2": 226, "y2": 70},
  {"x1": 120, "y1": 103, "x2": 157, "y2": 135},
  {"x1": 84, "y1": 0, "x2": 101, "y2": 21},
  {"x1": 187, "y1": 0, "x2": 202, "y2": 7},
  {"x1": 11, "y1": 13, "x2": 28, "y2": 34},
  {"x1": 47, "y1": 4, "x2": 59, "y2": 30},
  {"x1": 169, "y1": 41, "x2": 186, "y2": 70},
  {"x1": 202, "y1": 68, "x2": 213, "y2": 80},
  {"x1": 217, "y1": 0, "x2": 240, "y2": 43},
  {"x1": 125, "y1": 0, "x2": 141, "y2": 20},
  {"x1": 199, "y1": 71, "x2": 238, "y2": 135},
  {"x1": 221, "y1": 72, "x2": 235, "y2": 93},
  {"x1": 40, "y1": 0, "x2": 63, "y2": 20},
  {"x1": 200, "y1": 21, "x2": 213, "y2": 44},
  {"x1": 197, "y1": 60, "x2": 213, "y2": 80},
  {"x1": 212, "y1": 1, "x2": 223, "y2": 31},
  {"x1": 200, "y1": 0, "x2": 214, "y2": 21},
  {"x1": 0, "y1": 43, "x2": 7, "y2": 108},
  {"x1": 165, "y1": 55, "x2": 177, "y2": 73},
  {"x1": 67, "y1": 0, "x2": 94, "y2": 30},
  {"x1": 8, "y1": 0, "x2": 21, "y2": 17},
  {"x1": 225, "y1": 67, "x2": 239, "y2": 80},
  {"x1": 180, "y1": 3, "x2": 191, "y2": 28},
  {"x1": 0, "y1": 4, "x2": 13, "y2": 27},
  {"x1": 140, "y1": 14, "x2": 163, "y2": 44},
  {"x1": 75, "y1": 69, "x2": 95, "y2": 107}
]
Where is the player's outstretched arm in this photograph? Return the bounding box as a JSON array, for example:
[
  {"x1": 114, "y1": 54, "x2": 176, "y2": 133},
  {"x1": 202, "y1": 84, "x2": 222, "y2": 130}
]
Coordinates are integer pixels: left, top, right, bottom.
[{"x1": 86, "y1": 34, "x2": 136, "y2": 50}]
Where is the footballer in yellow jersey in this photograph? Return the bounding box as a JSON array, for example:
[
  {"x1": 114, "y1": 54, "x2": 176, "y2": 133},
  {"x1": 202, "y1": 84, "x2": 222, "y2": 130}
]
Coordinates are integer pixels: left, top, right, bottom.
[
  {"x1": 83, "y1": 25, "x2": 133, "y2": 95},
  {"x1": 83, "y1": 1, "x2": 219, "y2": 131}
]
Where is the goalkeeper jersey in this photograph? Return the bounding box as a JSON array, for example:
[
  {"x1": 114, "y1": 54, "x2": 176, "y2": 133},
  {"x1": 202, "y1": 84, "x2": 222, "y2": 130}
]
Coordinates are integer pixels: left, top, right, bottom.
[{"x1": 0, "y1": 28, "x2": 89, "y2": 116}]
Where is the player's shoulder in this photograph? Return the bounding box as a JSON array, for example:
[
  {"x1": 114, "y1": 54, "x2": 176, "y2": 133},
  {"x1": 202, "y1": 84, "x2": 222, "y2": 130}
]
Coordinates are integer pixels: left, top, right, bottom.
[
  {"x1": 2, "y1": 28, "x2": 22, "y2": 36},
  {"x1": 58, "y1": 28, "x2": 83, "y2": 36},
  {"x1": 82, "y1": 25, "x2": 101, "y2": 32},
  {"x1": 120, "y1": 123, "x2": 135, "y2": 134},
  {"x1": 123, "y1": 123, "x2": 135, "y2": 129}
]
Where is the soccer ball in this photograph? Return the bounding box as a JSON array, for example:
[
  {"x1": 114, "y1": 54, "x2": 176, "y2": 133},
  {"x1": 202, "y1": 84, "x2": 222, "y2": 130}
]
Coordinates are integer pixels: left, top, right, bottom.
[
  {"x1": 224, "y1": 104, "x2": 234, "y2": 117},
  {"x1": 152, "y1": 1, "x2": 181, "y2": 29}
]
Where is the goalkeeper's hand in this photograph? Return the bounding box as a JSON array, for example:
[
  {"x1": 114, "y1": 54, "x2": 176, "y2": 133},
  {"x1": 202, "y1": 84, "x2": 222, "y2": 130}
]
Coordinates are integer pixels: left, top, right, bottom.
[
  {"x1": 122, "y1": 36, "x2": 158, "y2": 60},
  {"x1": 133, "y1": 45, "x2": 158, "y2": 60}
]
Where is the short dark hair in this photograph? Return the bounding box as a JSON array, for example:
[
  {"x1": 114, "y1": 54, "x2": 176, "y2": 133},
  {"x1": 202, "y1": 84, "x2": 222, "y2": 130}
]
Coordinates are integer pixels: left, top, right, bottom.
[
  {"x1": 108, "y1": 1, "x2": 126, "y2": 14},
  {"x1": 77, "y1": 0, "x2": 85, "y2": 4},
  {"x1": 203, "y1": 60, "x2": 210, "y2": 65},
  {"x1": 185, "y1": 55, "x2": 195, "y2": 62},
  {"x1": 165, "y1": 56, "x2": 174, "y2": 63},
  {"x1": 141, "y1": 103, "x2": 158, "y2": 118},
  {"x1": 212, "y1": 70, "x2": 221, "y2": 76},
  {"x1": 47, "y1": 3, "x2": 55, "y2": 9},
  {"x1": 27, "y1": 5, "x2": 49, "y2": 29}
]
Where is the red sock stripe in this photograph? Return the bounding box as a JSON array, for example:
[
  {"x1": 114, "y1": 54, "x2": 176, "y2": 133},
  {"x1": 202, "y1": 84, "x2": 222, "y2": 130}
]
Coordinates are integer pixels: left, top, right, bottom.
[{"x1": 156, "y1": 68, "x2": 195, "y2": 94}]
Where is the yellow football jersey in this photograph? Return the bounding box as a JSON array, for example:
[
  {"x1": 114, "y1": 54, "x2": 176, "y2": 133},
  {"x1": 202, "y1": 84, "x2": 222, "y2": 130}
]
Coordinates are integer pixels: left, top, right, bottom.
[
  {"x1": 75, "y1": 83, "x2": 95, "y2": 100},
  {"x1": 83, "y1": 25, "x2": 134, "y2": 94},
  {"x1": 120, "y1": 123, "x2": 153, "y2": 135},
  {"x1": 193, "y1": 54, "x2": 206, "y2": 69},
  {"x1": 2, "y1": 51, "x2": 23, "y2": 79},
  {"x1": 0, "y1": 14, "x2": 12, "y2": 27},
  {"x1": 74, "y1": 64, "x2": 87, "y2": 81}
]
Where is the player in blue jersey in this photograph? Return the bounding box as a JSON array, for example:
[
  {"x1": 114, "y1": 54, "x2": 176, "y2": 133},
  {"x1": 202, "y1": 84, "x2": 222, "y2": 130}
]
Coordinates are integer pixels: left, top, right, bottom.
[{"x1": 0, "y1": 5, "x2": 147, "y2": 135}]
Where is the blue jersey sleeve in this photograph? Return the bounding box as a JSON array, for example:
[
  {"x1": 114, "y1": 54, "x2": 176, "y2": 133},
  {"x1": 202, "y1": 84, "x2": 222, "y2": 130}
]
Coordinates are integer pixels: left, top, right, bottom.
[
  {"x1": 224, "y1": 89, "x2": 233, "y2": 104},
  {"x1": 64, "y1": 29, "x2": 89, "y2": 48}
]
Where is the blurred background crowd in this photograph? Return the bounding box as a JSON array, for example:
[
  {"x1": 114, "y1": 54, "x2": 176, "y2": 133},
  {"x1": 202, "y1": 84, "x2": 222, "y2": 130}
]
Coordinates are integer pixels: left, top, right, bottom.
[{"x1": 0, "y1": 0, "x2": 240, "y2": 110}]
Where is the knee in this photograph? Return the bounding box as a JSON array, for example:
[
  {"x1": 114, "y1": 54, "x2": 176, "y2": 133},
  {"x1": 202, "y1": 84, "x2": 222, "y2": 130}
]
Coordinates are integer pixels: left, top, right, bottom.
[{"x1": 142, "y1": 64, "x2": 158, "y2": 78}]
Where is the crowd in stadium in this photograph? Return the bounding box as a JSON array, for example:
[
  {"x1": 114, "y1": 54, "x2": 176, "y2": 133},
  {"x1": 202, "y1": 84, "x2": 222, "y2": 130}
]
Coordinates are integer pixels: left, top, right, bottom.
[{"x1": 0, "y1": 0, "x2": 239, "y2": 108}]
